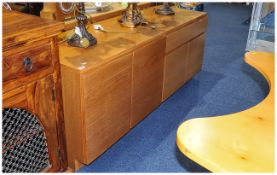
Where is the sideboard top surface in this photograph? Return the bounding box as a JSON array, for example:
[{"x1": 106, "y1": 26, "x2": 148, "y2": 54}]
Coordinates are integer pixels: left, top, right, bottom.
[
  {"x1": 59, "y1": 6, "x2": 207, "y2": 72},
  {"x1": 3, "y1": 9, "x2": 64, "y2": 50}
]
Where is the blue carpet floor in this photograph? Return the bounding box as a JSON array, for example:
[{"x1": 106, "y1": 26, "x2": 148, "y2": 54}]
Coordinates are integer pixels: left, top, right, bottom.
[{"x1": 79, "y1": 3, "x2": 269, "y2": 172}]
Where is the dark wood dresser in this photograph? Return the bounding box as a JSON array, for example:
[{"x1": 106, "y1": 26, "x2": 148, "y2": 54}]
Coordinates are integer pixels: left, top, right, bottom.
[{"x1": 2, "y1": 9, "x2": 67, "y2": 172}]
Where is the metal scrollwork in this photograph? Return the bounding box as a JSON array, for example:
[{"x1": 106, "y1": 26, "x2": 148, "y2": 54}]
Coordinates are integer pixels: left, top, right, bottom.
[
  {"x1": 59, "y1": 2, "x2": 75, "y2": 14},
  {"x1": 155, "y1": 3, "x2": 175, "y2": 16},
  {"x1": 118, "y1": 3, "x2": 148, "y2": 28}
]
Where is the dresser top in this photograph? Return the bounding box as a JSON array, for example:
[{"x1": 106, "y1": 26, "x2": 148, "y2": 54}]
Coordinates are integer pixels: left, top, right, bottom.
[
  {"x1": 3, "y1": 9, "x2": 64, "y2": 50},
  {"x1": 59, "y1": 6, "x2": 207, "y2": 72}
]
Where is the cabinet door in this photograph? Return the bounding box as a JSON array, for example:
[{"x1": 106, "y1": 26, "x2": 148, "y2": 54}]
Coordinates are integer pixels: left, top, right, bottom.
[
  {"x1": 131, "y1": 37, "x2": 166, "y2": 127},
  {"x1": 163, "y1": 34, "x2": 205, "y2": 101},
  {"x1": 26, "y1": 75, "x2": 62, "y2": 172},
  {"x1": 163, "y1": 42, "x2": 190, "y2": 100},
  {"x1": 2, "y1": 75, "x2": 63, "y2": 172},
  {"x1": 185, "y1": 33, "x2": 205, "y2": 81},
  {"x1": 166, "y1": 16, "x2": 208, "y2": 53},
  {"x1": 82, "y1": 53, "x2": 132, "y2": 163}
]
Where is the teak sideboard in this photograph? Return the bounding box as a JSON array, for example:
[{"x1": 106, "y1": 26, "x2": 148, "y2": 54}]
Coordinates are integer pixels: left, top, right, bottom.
[
  {"x1": 2, "y1": 10, "x2": 67, "y2": 172},
  {"x1": 59, "y1": 6, "x2": 208, "y2": 171}
]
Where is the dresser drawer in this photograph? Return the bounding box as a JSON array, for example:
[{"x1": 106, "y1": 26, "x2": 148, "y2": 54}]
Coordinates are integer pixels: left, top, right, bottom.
[
  {"x1": 166, "y1": 15, "x2": 208, "y2": 53},
  {"x1": 3, "y1": 39, "x2": 54, "y2": 91}
]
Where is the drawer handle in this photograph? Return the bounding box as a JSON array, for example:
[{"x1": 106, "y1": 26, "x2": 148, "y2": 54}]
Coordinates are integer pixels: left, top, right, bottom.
[{"x1": 23, "y1": 57, "x2": 33, "y2": 72}]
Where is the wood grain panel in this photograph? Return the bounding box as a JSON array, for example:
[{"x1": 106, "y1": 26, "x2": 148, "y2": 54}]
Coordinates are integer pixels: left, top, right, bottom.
[
  {"x1": 51, "y1": 37, "x2": 68, "y2": 170},
  {"x1": 185, "y1": 34, "x2": 206, "y2": 81},
  {"x1": 6, "y1": 75, "x2": 63, "y2": 172},
  {"x1": 3, "y1": 9, "x2": 63, "y2": 50},
  {"x1": 2, "y1": 87, "x2": 28, "y2": 109},
  {"x1": 177, "y1": 52, "x2": 274, "y2": 172},
  {"x1": 61, "y1": 65, "x2": 84, "y2": 169},
  {"x1": 3, "y1": 40, "x2": 53, "y2": 83},
  {"x1": 58, "y1": 5, "x2": 208, "y2": 171},
  {"x1": 163, "y1": 34, "x2": 205, "y2": 101},
  {"x1": 3, "y1": 76, "x2": 63, "y2": 172},
  {"x1": 3, "y1": 39, "x2": 54, "y2": 93},
  {"x1": 166, "y1": 16, "x2": 208, "y2": 54},
  {"x1": 163, "y1": 42, "x2": 189, "y2": 101},
  {"x1": 31, "y1": 75, "x2": 60, "y2": 172},
  {"x1": 131, "y1": 37, "x2": 166, "y2": 127},
  {"x1": 59, "y1": 6, "x2": 207, "y2": 72},
  {"x1": 3, "y1": 10, "x2": 66, "y2": 172},
  {"x1": 82, "y1": 53, "x2": 132, "y2": 163}
]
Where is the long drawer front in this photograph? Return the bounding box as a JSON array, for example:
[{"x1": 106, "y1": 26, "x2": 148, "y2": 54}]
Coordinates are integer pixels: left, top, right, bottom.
[{"x1": 166, "y1": 15, "x2": 208, "y2": 54}]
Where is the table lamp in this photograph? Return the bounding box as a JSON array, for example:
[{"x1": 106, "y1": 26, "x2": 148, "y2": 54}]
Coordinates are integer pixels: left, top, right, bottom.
[
  {"x1": 118, "y1": 2, "x2": 147, "y2": 28},
  {"x1": 155, "y1": 2, "x2": 175, "y2": 16},
  {"x1": 60, "y1": 2, "x2": 97, "y2": 48}
]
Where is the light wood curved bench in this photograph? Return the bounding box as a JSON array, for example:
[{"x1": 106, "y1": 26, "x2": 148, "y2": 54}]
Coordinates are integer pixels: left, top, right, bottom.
[{"x1": 176, "y1": 51, "x2": 274, "y2": 172}]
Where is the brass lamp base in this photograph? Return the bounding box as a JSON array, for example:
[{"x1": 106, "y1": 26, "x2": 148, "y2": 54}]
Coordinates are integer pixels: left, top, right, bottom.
[
  {"x1": 67, "y1": 15, "x2": 97, "y2": 48},
  {"x1": 66, "y1": 3, "x2": 97, "y2": 48},
  {"x1": 155, "y1": 3, "x2": 175, "y2": 16},
  {"x1": 118, "y1": 3, "x2": 147, "y2": 28}
]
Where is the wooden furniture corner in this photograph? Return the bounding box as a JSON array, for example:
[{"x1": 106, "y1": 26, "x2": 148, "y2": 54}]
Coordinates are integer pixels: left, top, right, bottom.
[{"x1": 2, "y1": 9, "x2": 67, "y2": 172}]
